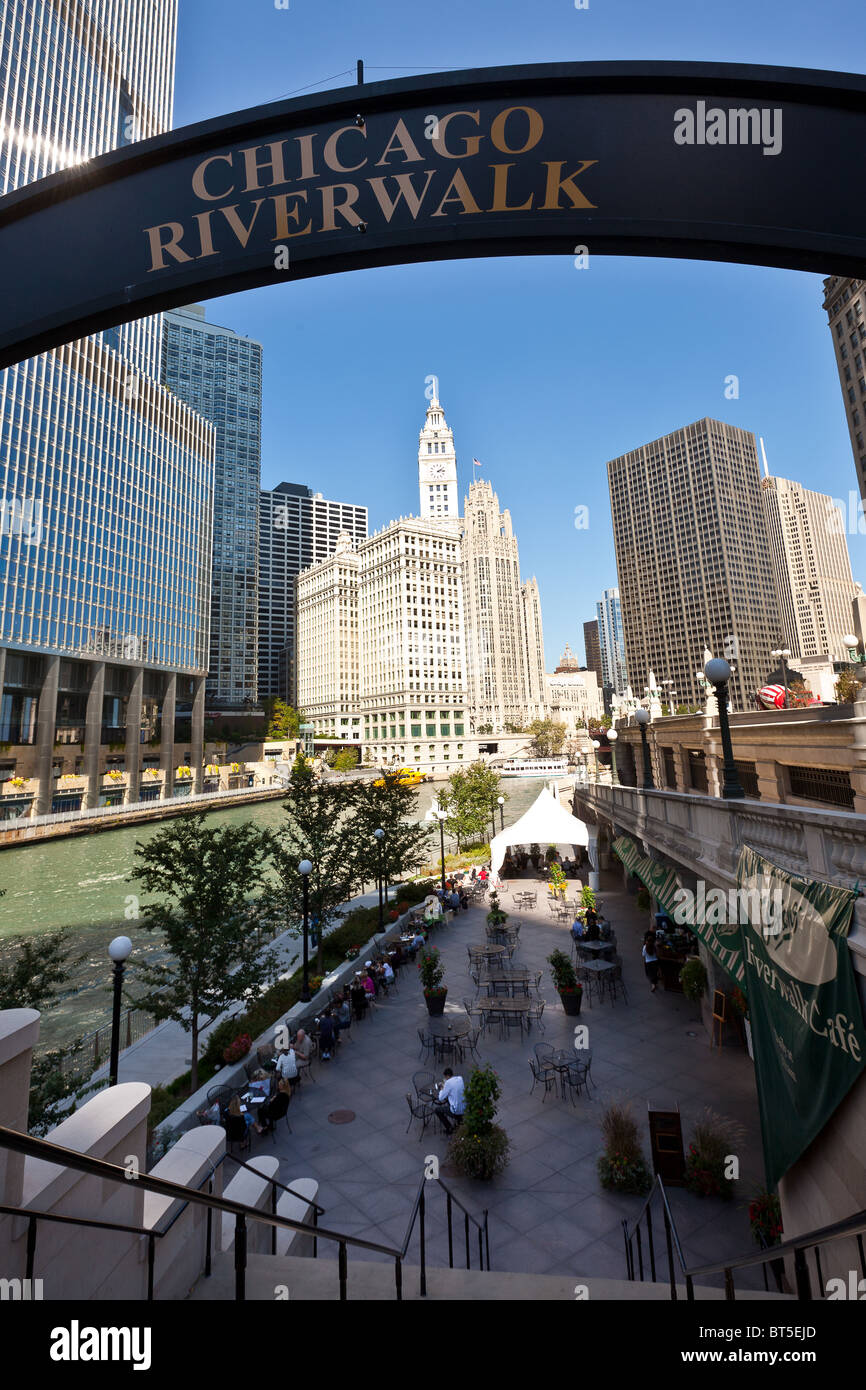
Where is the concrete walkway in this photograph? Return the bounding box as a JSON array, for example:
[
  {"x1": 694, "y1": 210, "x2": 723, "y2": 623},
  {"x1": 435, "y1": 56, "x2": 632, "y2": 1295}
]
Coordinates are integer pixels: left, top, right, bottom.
[
  {"x1": 99, "y1": 887, "x2": 384, "y2": 1089},
  {"x1": 227, "y1": 869, "x2": 771, "y2": 1292}
]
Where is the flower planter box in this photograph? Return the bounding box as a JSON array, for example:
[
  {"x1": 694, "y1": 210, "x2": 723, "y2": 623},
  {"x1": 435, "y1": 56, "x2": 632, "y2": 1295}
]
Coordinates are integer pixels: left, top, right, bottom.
[{"x1": 424, "y1": 990, "x2": 447, "y2": 1017}]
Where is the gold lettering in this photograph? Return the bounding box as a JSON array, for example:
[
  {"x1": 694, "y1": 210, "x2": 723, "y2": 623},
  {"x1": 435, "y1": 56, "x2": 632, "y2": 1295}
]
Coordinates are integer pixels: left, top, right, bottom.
[
  {"x1": 430, "y1": 168, "x2": 482, "y2": 218},
  {"x1": 295, "y1": 132, "x2": 318, "y2": 180},
  {"x1": 192, "y1": 154, "x2": 234, "y2": 201},
  {"x1": 366, "y1": 171, "x2": 436, "y2": 222},
  {"x1": 219, "y1": 200, "x2": 265, "y2": 247},
  {"x1": 323, "y1": 125, "x2": 367, "y2": 173},
  {"x1": 432, "y1": 110, "x2": 482, "y2": 159},
  {"x1": 487, "y1": 163, "x2": 533, "y2": 212},
  {"x1": 490, "y1": 106, "x2": 544, "y2": 155},
  {"x1": 240, "y1": 140, "x2": 289, "y2": 192},
  {"x1": 319, "y1": 182, "x2": 363, "y2": 231},
  {"x1": 193, "y1": 209, "x2": 218, "y2": 258},
  {"x1": 144, "y1": 222, "x2": 191, "y2": 272},
  {"x1": 271, "y1": 190, "x2": 312, "y2": 238},
  {"x1": 541, "y1": 160, "x2": 598, "y2": 210},
  {"x1": 376, "y1": 118, "x2": 423, "y2": 166}
]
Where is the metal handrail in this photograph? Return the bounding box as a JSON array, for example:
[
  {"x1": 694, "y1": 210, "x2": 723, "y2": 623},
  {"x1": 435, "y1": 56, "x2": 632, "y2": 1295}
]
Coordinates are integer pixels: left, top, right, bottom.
[
  {"x1": 623, "y1": 1174, "x2": 866, "y2": 1300},
  {"x1": 223, "y1": 1152, "x2": 325, "y2": 1216}
]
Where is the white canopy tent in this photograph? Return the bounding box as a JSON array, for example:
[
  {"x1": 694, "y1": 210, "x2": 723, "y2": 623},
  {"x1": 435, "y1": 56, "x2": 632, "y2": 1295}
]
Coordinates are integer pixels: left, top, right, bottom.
[{"x1": 490, "y1": 787, "x2": 590, "y2": 879}]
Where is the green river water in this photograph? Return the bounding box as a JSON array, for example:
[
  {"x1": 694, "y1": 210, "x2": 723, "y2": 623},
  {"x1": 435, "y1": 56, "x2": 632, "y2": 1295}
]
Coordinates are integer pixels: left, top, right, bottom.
[{"x1": 0, "y1": 778, "x2": 549, "y2": 1049}]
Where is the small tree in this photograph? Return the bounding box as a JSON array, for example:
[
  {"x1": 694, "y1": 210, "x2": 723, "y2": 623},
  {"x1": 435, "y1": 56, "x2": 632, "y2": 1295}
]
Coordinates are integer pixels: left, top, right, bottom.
[
  {"x1": 349, "y1": 771, "x2": 432, "y2": 893},
  {"x1": 526, "y1": 718, "x2": 567, "y2": 757},
  {"x1": 448, "y1": 1064, "x2": 510, "y2": 1180},
  {"x1": 438, "y1": 761, "x2": 503, "y2": 850},
  {"x1": 835, "y1": 669, "x2": 865, "y2": 703},
  {"x1": 265, "y1": 698, "x2": 303, "y2": 740},
  {"x1": 334, "y1": 747, "x2": 359, "y2": 771},
  {"x1": 131, "y1": 814, "x2": 279, "y2": 1092}
]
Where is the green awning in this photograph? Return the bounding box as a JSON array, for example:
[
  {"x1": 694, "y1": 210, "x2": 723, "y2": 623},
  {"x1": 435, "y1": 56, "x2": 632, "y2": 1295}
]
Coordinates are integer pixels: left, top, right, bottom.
[{"x1": 612, "y1": 834, "x2": 745, "y2": 982}]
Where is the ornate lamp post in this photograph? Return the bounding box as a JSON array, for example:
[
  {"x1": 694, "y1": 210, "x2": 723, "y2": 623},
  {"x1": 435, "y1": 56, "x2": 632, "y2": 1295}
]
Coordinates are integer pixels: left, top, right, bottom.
[
  {"x1": 299, "y1": 859, "x2": 313, "y2": 1001},
  {"x1": 108, "y1": 935, "x2": 132, "y2": 1087},
  {"x1": 704, "y1": 658, "x2": 745, "y2": 799},
  {"x1": 771, "y1": 646, "x2": 792, "y2": 707},
  {"x1": 436, "y1": 810, "x2": 448, "y2": 893},
  {"x1": 843, "y1": 634, "x2": 866, "y2": 667},
  {"x1": 497, "y1": 794, "x2": 505, "y2": 831},
  {"x1": 592, "y1": 739, "x2": 601, "y2": 781},
  {"x1": 374, "y1": 827, "x2": 385, "y2": 934},
  {"x1": 634, "y1": 708, "x2": 654, "y2": 790},
  {"x1": 607, "y1": 727, "x2": 619, "y2": 785}
]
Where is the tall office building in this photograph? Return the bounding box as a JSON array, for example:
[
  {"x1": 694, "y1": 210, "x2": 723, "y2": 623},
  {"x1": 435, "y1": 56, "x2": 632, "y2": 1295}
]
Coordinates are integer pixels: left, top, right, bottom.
[
  {"x1": 822, "y1": 276, "x2": 866, "y2": 507},
  {"x1": 297, "y1": 519, "x2": 472, "y2": 773},
  {"x1": 0, "y1": 0, "x2": 215, "y2": 817},
  {"x1": 596, "y1": 587, "x2": 627, "y2": 694},
  {"x1": 258, "y1": 484, "x2": 367, "y2": 701},
  {"x1": 608, "y1": 419, "x2": 783, "y2": 710},
  {"x1": 760, "y1": 474, "x2": 857, "y2": 662},
  {"x1": 583, "y1": 619, "x2": 603, "y2": 685},
  {"x1": 460, "y1": 479, "x2": 547, "y2": 730},
  {"x1": 162, "y1": 305, "x2": 262, "y2": 707},
  {"x1": 418, "y1": 394, "x2": 459, "y2": 520},
  {"x1": 546, "y1": 644, "x2": 604, "y2": 730}
]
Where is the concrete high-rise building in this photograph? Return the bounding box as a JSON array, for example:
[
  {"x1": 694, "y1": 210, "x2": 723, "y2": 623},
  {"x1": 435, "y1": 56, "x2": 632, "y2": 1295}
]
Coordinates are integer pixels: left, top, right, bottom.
[
  {"x1": 822, "y1": 275, "x2": 866, "y2": 507},
  {"x1": 418, "y1": 394, "x2": 458, "y2": 520},
  {"x1": 760, "y1": 474, "x2": 857, "y2": 663},
  {"x1": 460, "y1": 479, "x2": 547, "y2": 731},
  {"x1": 583, "y1": 620, "x2": 603, "y2": 685},
  {"x1": 162, "y1": 305, "x2": 261, "y2": 707},
  {"x1": 258, "y1": 484, "x2": 367, "y2": 702},
  {"x1": 297, "y1": 519, "x2": 475, "y2": 774},
  {"x1": 546, "y1": 645, "x2": 604, "y2": 731},
  {"x1": 608, "y1": 419, "x2": 783, "y2": 710},
  {"x1": 596, "y1": 587, "x2": 627, "y2": 694},
  {"x1": 0, "y1": 0, "x2": 215, "y2": 818}
]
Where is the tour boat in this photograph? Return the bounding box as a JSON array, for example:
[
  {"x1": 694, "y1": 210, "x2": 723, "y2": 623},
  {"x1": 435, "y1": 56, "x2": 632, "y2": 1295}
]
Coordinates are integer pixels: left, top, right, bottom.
[{"x1": 496, "y1": 758, "x2": 569, "y2": 778}]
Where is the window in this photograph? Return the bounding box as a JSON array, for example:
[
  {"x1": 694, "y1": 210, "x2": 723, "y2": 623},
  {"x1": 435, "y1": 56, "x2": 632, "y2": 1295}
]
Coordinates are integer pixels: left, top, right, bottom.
[{"x1": 787, "y1": 765, "x2": 854, "y2": 809}]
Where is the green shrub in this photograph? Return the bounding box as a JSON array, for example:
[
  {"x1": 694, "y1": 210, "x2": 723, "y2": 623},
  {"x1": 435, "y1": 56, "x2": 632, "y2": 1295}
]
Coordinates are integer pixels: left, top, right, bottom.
[
  {"x1": 680, "y1": 956, "x2": 708, "y2": 1003},
  {"x1": 597, "y1": 1102, "x2": 652, "y2": 1195},
  {"x1": 547, "y1": 948, "x2": 581, "y2": 995},
  {"x1": 684, "y1": 1109, "x2": 744, "y2": 1199},
  {"x1": 448, "y1": 1064, "x2": 510, "y2": 1180}
]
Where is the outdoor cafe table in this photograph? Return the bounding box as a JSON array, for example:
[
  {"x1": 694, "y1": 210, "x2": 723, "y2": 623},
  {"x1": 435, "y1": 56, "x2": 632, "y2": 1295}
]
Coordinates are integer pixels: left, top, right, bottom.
[
  {"x1": 478, "y1": 969, "x2": 531, "y2": 997},
  {"x1": 477, "y1": 996, "x2": 531, "y2": 1036},
  {"x1": 427, "y1": 1014, "x2": 471, "y2": 1062},
  {"x1": 575, "y1": 939, "x2": 616, "y2": 960},
  {"x1": 578, "y1": 957, "x2": 615, "y2": 1006},
  {"x1": 545, "y1": 1050, "x2": 574, "y2": 1100}
]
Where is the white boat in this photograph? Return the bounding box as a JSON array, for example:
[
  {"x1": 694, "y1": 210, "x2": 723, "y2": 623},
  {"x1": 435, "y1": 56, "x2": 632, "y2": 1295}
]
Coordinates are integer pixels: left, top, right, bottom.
[{"x1": 497, "y1": 758, "x2": 569, "y2": 778}]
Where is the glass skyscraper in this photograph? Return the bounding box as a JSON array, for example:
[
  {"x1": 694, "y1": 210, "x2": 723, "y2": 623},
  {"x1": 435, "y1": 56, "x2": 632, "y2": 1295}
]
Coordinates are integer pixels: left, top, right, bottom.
[
  {"x1": 596, "y1": 587, "x2": 627, "y2": 695},
  {"x1": 0, "y1": 1, "x2": 214, "y2": 817},
  {"x1": 162, "y1": 305, "x2": 262, "y2": 707}
]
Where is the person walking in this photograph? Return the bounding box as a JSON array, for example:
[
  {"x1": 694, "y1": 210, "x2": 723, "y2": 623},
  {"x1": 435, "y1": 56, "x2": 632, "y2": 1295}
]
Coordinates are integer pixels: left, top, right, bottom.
[{"x1": 642, "y1": 931, "x2": 660, "y2": 993}]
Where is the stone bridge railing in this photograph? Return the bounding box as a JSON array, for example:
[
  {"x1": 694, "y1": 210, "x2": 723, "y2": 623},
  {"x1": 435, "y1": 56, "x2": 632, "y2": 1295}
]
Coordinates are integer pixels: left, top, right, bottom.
[{"x1": 574, "y1": 782, "x2": 866, "y2": 977}]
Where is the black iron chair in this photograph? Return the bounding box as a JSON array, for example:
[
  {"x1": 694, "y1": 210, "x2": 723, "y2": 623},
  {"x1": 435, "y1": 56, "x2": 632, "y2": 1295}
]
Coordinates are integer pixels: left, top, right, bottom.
[
  {"x1": 405, "y1": 1093, "x2": 434, "y2": 1140},
  {"x1": 413, "y1": 1069, "x2": 436, "y2": 1100},
  {"x1": 417, "y1": 1028, "x2": 434, "y2": 1060},
  {"x1": 529, "y1": 1057, "x2": 557, "y2": 1102},
  {"x1": 564, "y1": 1060, "x2": 590, "y2": 1105}
]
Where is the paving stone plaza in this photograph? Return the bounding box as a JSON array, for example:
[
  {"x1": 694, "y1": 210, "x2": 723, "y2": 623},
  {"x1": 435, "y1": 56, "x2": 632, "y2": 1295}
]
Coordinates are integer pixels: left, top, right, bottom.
[{"x1": 254, "y1": 871, "x2": 767, "y2": 1290}]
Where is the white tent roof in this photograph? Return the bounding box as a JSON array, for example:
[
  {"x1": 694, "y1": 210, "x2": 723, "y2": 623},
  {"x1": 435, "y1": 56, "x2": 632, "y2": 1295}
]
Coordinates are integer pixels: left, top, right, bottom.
[{"x1": 490, "y1": 787, "x2": 590, "y2": 878}]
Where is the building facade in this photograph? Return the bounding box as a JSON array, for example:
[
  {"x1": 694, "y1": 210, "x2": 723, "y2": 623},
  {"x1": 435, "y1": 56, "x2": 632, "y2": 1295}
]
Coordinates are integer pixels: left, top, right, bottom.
[
  {"x1": 296, "y1": 519, "x2": 476, "y2": 774},
  {"x1": 460, "y1": 479, "x2": 547, "y2": 731},
  {"x1": 596, "y1": 587, "x2": 627, "y2": 694},
  {"x1": 258, "y1": 484, "x2": 367, "y2": 702},
  {"x1": 0, "y1": 0, "x2": 216, "y2": 820},
  {"x1": 546, "y1": 645, "x2": 603, "y2": 732},
  {"x1": 760, "y1": 474, "x2": 857, "y2": 664},
  {"x1": 583, "y1": 619, "x2": 603, "y2": 685},
  {"x1": 608, "y1": 418, "x2": 783, "y2": 711},
  {"x1": 162, "y1": 305, "x2": 262, "y2": 707},
  {"x1": 822, "y1": 275, "x2": 866, "y2": 509}
]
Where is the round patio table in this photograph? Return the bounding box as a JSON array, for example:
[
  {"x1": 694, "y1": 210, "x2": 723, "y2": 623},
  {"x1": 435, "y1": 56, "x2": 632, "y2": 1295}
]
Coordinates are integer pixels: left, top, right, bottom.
[{"x1": 575, "y1": 939, "x2": 615, "y2": 960}]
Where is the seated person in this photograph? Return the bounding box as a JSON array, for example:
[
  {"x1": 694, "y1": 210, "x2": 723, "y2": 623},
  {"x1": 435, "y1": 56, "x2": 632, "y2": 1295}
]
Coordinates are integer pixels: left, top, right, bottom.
[
  {"x1": 293, "y1": 1027, "x2": 313, "y2": 1072},
  {"x1": 350, "y1": 981, "x2": 367, "y2": 1020},
  {"x1": 410, "y1": 929, "x2": 426, "y2": 954},
  {"x1": 382, "y1": 959, "x2": 395, "y2": 986},
  {"x1": 248, "y1": 1074, "x2": 272, "y2": 1098},
  {"x1": 583, "y1": 908, "x2": 600, "y2": 942},
  {"x1": 198, "y1": 1098, "x2": 222, "y2": 1126},
  {"x1": 460, "y1": 889, "x2": 470, "y2": 911},
  {"x1": 571, "y1": 917, "x2": 585, "y2": 942},
  {"x1": 318, "y1": 1011, "x2": 336, "y2": 1060},
  {"x1": 434, "y1": 1068, "x2": 466, "y2": 1137},
  {"x1": 334, "y1": 997, "x2": 352, "y2": 1032},
  {"x1": 275, "y1": 1046, "x2": 299, "y2": 1086},
  {"x1": 254, "y1": 1079, "x2": 291, "y2": 1135},
  {"x1": 362, "y1": 971, "x2": 378, "y2": 1007},
  {"x1": 226, "y1": 1094, "x2": 253, "y2": 1139}
]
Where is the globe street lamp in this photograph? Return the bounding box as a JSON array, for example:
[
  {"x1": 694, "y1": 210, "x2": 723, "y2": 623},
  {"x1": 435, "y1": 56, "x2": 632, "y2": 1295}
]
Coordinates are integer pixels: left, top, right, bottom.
[
  {"x1": 299, "y1": 859, "x2": 313, "y2": 1001},
  {"x1": 704, "y1": 658, "x2": 745, "y2": 799},
  {"x1": 592, "y1": 739, "x2": 601, "y2": 781},
  {"x1": 374, "y1": 827, "x2": 385, "y2": 935},
  {"x1": 843, "y1": 634, "x2": 866, "y2": 667},
  {"x1": 634, "y1": 708, "x2": 654, "y2": 790},
  {"x1": 108, "y1": 935, "x2": 133, "y2": 1087},
  {"x1": 497, "y1": 794, "x2": 505, "y2": 831},
  {"x1": 607, "y1": 727, "x2": 619, "y2": 785},
  {"x1": 435, "y1": 810, "x2": 448, "y2": 893},
  {"x1": 771, "y1": 647, "x2": 792, "y2": 707}
]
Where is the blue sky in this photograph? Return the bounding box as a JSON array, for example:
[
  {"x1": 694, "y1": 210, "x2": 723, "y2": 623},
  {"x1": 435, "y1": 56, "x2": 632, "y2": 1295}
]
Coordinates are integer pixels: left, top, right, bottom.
[{"x1": 174, "y1": 0, "x2": 866, "y2": 670}]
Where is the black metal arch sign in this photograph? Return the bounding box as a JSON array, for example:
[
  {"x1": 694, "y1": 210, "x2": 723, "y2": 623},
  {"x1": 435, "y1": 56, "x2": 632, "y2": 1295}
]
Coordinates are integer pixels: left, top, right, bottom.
[{"x1": 2, "y1": 59, "x2": 866, "y2": 369}]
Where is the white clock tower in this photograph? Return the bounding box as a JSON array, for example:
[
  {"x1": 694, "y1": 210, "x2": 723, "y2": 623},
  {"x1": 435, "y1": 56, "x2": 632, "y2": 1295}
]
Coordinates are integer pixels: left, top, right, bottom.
[{"x1": 418, "y1": 394, "x2": 459, "y2": 520}]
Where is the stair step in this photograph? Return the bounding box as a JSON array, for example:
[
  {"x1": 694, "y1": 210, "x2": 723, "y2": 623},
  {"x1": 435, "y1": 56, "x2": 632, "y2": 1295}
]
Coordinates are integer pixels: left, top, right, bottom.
[{"x1": 188, "y1": 1253, "x2": 794, "y2": 1301}]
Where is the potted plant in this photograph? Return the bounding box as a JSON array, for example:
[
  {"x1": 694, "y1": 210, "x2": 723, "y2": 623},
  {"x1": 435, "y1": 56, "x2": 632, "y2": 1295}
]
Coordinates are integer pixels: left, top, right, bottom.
[
  {"x1": 684, "y1": 1109, "x2": 744, "y2": 1199},
  {"x1": 448, "y1": 1064, "x2": 510, "y2": 1180},
  {"x1": 547, "y1": 948, "x2": 583, "y2": 1015},
  {"x1": 580, "y1": 884, "x2": 597, "y2": 912},
  {"x1": 176, "y1": 765, "x2": 192, "y2": 779},
  {"x1": 486, "y1": 891, "x2": 508, "y2": 926},
  {"x1": 8, "y1": 776, "x2": 25, "y2": 789},
  {"x1": 748, "y1": 1188, "x2": 785, "y2": 1290},
  {"x1": 597, "y1": 1103, "x2": 652, "y2": 1194},
  {"x1": 680, "y1": 956, "x2": 708, "y2": 1003},
  {"x1": 344, "y1": 944, "x2": 361, "y2": 961},
  {"x1": 418, "y1": 945, "x2": 447, "y2": 1015},
  {"x1": 549, "y1": 863, "x2": 567, "y2": 899}
]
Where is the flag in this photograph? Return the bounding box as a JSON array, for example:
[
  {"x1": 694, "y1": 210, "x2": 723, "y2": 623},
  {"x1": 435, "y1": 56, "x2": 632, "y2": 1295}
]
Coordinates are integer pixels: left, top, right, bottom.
[{"x1": 473, "y1": 458, "x2": 482, "y2": 468}]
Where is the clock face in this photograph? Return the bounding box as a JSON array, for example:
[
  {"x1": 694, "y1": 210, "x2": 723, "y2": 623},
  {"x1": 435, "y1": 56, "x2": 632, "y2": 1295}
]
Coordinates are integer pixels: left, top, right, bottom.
[{"x1": 428, "y1": 462, "x2": 447, "y2": 479}]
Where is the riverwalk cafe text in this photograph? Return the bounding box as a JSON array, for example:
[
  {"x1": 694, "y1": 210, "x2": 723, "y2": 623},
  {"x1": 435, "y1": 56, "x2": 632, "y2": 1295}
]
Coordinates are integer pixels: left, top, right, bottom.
[{"x1": 143, "y1": 106, "x2": 599, "y2": 271}]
